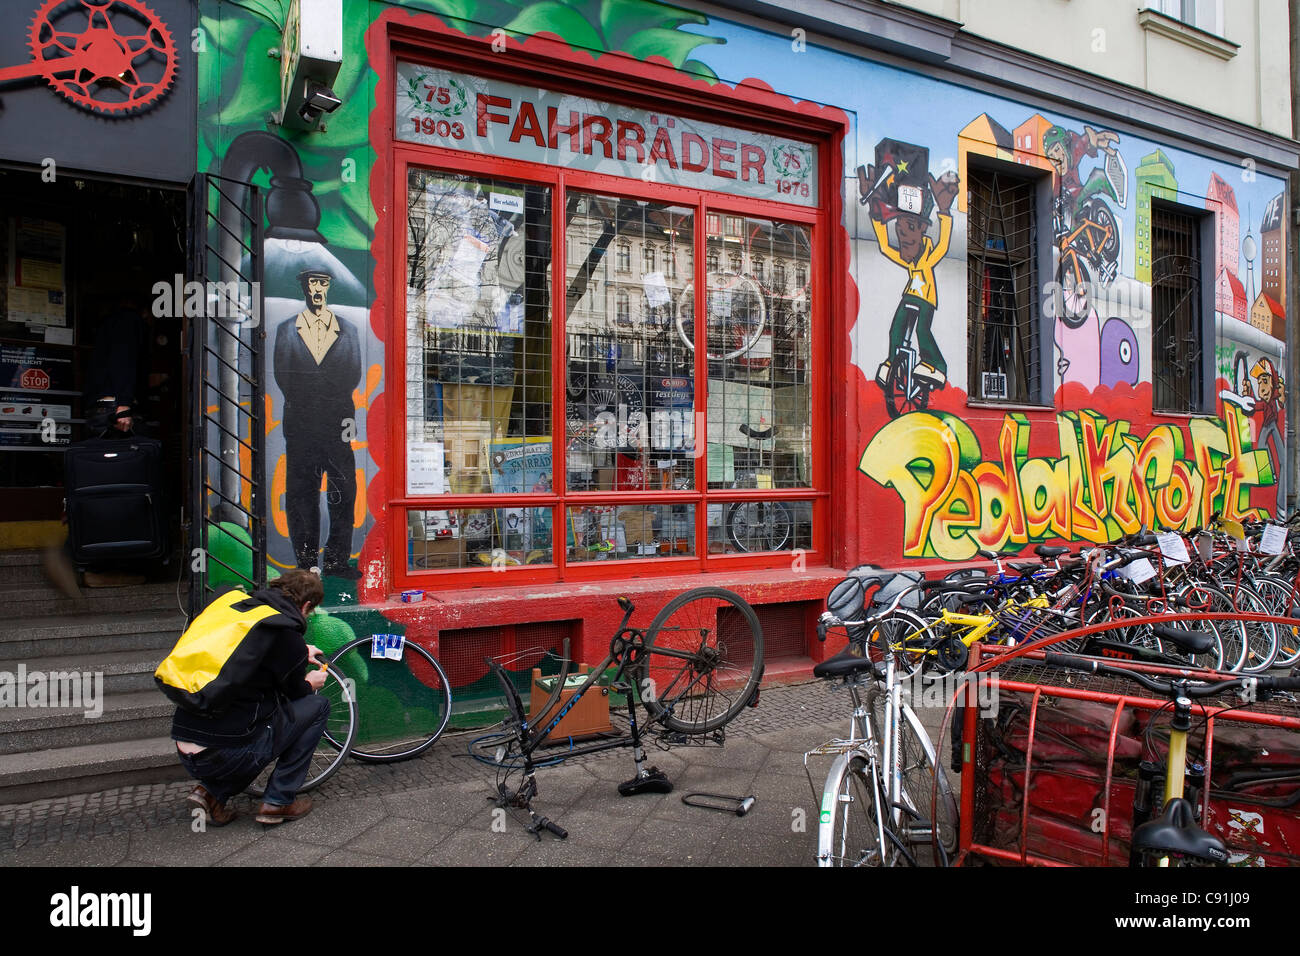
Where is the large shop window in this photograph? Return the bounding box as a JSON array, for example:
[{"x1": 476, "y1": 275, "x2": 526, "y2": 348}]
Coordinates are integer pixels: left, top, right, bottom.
[
  {"x1": 395, "y1": 63, "x2": 823, "y2": 578},
  {"x1": 967, "y1": 164, "x2": 1040, "y2": 404},
  {"x1": 1150, "y1": 200, "x2": 1207, "y2": 414}
]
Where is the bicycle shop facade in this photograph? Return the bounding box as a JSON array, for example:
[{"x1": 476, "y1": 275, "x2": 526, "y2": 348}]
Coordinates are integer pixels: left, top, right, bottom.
[{"x1": 191, "y1": 0, "x2": 1296, "y2": 694}]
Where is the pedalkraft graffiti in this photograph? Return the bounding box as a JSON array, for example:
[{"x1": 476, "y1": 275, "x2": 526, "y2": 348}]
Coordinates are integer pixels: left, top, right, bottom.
[{"x1": 860, "y1": 404, "x2": 1274, "y2": 561}]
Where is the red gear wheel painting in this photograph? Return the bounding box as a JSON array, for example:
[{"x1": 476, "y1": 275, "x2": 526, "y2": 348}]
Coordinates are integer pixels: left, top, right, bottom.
[{"x1": 0, "y1": 0, "x2": 177, "y2": 115}]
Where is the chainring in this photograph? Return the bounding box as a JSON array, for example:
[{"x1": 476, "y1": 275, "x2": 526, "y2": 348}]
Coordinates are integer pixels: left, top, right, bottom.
[{"x1": 29, "y1": 0, "x2": 177, "y2": 115}]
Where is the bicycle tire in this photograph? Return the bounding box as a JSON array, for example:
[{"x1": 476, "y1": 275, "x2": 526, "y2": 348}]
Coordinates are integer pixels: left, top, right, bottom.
[
  {"x1": 245, "y1": 664, "x2": 357, "y2": 798},
  {"x1": 1172, "y1": 584, "x2": 1236, "y2": 672},
  {"x1": 1221, "y1": 584, "x2": 1279, "y2": 673},
  {"x1": 674, "y1": 273, "x2": 767, "y2": 361},
  {"x1": 816, "y1": 753, "x2": 887, "y2": 867},
  {"x1": 1249, "y1": 575, "x2": 1300, "y2": 668},
  {"x1": 884, "y1": 357, "x2": 929, "y2": 418},
  {"x1": 874, "y1": 695, "x2": 959, "y2": 859},
  {"x1": 871, "y1": 609, "x2": 937, "y2": 681},
  {"x1": 637, "y1": 587, "x2": 764, "y2": 735},
  {"x1": 726, "y1": 500, "x2": 793, "y2": 553},
  {"x1": 327, "y1": 636, "x2": 453, "y2": 762}
]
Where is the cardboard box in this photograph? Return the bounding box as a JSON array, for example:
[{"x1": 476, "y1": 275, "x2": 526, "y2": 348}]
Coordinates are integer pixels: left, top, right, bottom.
[
  {"x1": 411, "y1": 536, "x2": 464, "y2": 570},
  {"x1": 618, "y1": 508, "x2": 656, "y2": 545}
]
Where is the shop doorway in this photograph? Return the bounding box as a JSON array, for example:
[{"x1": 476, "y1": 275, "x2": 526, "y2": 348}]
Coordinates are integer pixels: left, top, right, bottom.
[{"x1": 0, "y1": 167, "x2": 187, "y2": 550}]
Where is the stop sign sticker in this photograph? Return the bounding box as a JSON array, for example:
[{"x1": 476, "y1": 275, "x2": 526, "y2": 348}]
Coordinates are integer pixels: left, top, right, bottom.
[{"x1": 19, "y1": 368, "x2": 50, "y2": 390}]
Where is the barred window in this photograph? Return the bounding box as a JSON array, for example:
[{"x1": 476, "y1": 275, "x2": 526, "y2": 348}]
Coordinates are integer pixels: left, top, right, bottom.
[
  {"x1": 967, "y1": 165, "x2": 1039, "y2": 403},
  {"x1": 1151, "y1": 202, "x2": 1206, "y2": 414}
]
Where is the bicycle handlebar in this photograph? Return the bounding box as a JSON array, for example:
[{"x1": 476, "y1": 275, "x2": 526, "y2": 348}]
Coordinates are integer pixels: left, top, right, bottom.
[{"x1": 1043, "y1": 652, "x2": 1300, "y2": 698}]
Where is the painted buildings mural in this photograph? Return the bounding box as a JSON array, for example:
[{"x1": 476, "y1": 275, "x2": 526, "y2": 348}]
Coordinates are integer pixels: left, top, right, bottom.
[{"x1": 201, "y1": 0, "x2": 1289, "y2": 594}]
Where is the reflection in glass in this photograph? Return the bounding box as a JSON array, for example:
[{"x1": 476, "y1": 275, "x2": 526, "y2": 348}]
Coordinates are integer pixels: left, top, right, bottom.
[
  {"x1": 564, "y1": 193, "x2": 696, "y2": 493},
  {"x1": 567, "y1": 505, "x2": 696, "y2": 561},
  {"x1": 407, "y1": 508, "x2": 553, "y2": 570}
]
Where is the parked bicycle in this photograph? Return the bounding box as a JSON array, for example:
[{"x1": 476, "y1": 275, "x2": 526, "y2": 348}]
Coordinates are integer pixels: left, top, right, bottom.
[
  {"x1": 807, "y1": 577, "x2": 958, "y2": 866},
  {"x1": 482, "y1": 588, "x2": 764, "y2": 839}
]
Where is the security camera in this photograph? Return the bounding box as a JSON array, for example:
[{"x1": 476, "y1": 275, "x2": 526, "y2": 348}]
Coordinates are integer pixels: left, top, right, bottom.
[{"x1": 297, "y1": 80, "x2": 341, "y2": 124}]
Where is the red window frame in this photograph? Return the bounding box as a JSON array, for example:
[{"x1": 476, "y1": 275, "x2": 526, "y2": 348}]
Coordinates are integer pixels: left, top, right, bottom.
[{"x1": 382, "y1": 27, "x2": 842, "y2": 590}]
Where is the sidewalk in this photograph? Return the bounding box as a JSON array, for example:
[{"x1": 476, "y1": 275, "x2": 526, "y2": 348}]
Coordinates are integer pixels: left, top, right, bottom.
[{"x1": 1, "y1": 679, "x2": 948, "y2": 867}]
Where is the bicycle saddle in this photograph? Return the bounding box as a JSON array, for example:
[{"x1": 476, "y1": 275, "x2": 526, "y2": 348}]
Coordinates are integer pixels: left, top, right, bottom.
[
  {"x1": 814, "y1": 648, "x2": 887, "y2": 681},
  {"x1": 1131, "y1": 798, "x2": 1229, "y2": 864},
  {"x1": 1008, "y1": 561, "x2": 1040, "y2": 574},
  {"x1": 1151, "y1": 625, "x2": 1215, "y2": 655},
  {"x1": 1034, "y1": 545, "x2": 1069, "y2": 558}
]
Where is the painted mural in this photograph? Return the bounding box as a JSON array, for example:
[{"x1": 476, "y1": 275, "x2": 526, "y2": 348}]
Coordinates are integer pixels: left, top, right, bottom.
[{"x1": 201, "y1": 0, "x2": 1290, "y2": 601}]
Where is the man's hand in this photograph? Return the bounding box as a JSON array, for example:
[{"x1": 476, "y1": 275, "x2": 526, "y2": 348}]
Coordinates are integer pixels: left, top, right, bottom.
[
  {"x1": 306, "y1": 667, "x2": 328, "y2": 692},
  {"x1": 306, "y1": 644, "x2": 324, "y2": 666},
  {"x1": 930, "y1": 171, "x2": 959, "y2": 216},
  {"x1": 1085, "y1": 125, "x2": 1119, "y2": 156}
]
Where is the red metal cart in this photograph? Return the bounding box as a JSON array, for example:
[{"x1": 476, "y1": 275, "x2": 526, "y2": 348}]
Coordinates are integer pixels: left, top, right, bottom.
[{"x1": 952, "y1": 633, "x2": 1300, "y2": 867}]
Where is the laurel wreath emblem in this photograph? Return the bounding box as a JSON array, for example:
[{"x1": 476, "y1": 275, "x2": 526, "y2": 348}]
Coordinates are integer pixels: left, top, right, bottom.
[{"x1": 405, "y1": 74, "x2": 468, "y2": 118}]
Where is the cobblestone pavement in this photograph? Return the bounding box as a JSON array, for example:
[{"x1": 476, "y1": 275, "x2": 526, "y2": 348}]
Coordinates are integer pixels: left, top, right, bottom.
[{"x1": 0, "y1": 678, "x2": 962, "y2": 866}]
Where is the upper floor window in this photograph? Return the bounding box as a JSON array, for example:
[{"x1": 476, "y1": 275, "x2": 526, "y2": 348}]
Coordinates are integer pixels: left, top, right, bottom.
[
  {"x1": 967, "y1": 164, "x2": 1041, "y2": 404},
  {"x1": 1153, "y1": 0, "x2": 1223, "y2": 35},
  {"x1": 1151, "y1": 200, "x2": 1208, "y2": 414},
  {"x1": 616, "y1": 242, "x2": 630, "y2": 273}
]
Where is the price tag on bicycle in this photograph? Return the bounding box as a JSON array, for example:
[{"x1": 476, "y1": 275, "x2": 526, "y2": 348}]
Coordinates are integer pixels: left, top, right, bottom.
[
  {"x1": 1119, "y1": 557, "x2": 1156, "y2": 584},
  {"x1": 1260, "y1": 523, "x2": 1288, "y2": 555},
  {"x1": 1156, "y1": 531, "x2": 1189, "y2": 565}
]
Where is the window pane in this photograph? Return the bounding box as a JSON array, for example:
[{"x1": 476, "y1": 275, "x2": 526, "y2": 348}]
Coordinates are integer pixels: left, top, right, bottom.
[
  {"x1": 699, "y1": 216, "x2": 812, "y2": 491},
  {"x1": 567, "y1": 504, "x2": 696, "y2": 560},
  {"x1": 564, "y1": 193, "x2": 696, "y2": 492},
  {"x1": 407, "y1": 507, "x2": 553, "y2": 570},
  {"x1": 718, "y1": 499, "x2": 812, "y2": 554},
  {"x1": 405, "y1": 169, "x2": 552, "y2": 495},
  {"x1": 967, "y1": 167, "x2": 1038, "y2": 403}
]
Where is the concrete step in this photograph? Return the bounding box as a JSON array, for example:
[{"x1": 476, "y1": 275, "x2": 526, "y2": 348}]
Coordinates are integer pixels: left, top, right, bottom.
[
  {"x1": 0, "y1": 549, "x2": 48, "y2": 585},
  {"x1": 7, "y1": 649, "x2": 164, "y2": 695},
  {"x1": 0, "y1": 580, "x2": 181, "y2": 617},
  {"x1": 0, "y1": 737, "x2": 187, "y2": 805},
  {"x1": 0, "y1": 611, "x2": 185, "y2": 661},
  {"x1": 0, "y1": 690, "x2": 173, "y2": 754}
]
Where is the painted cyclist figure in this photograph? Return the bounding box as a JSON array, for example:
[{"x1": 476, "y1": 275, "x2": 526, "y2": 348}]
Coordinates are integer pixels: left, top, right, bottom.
[
  {"x1": 1043, "y1": 123, "x2": 1123, "y2": 222},
  {"x1": 859, "y1": 155, "x2": 960, "y2": 392}
]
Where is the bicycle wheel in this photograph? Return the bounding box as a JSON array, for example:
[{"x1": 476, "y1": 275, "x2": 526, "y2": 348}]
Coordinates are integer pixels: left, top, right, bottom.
[
  {"x1": 874, "y1": 695, "x2": 959, "y2": 860},
  {"x1": 871, "y1": 610, "x2": 938, "y2": 681},
  {"x1": 726, "y1": 501, "x2": 792, "y2": 553},
  {"x1": 1221, "y1": 584, "x2": 1279, "y2": 673},
  {"x1": 638, "y1": 587, "x2": 764, "y2": 735},
  {"x1": 817, "y1": 753, "x2": 889, "y2": 867},
  {"x1": 1250, "y1": 574, "x2": 1300, "y2": 668},
  {"x1": 885, "y1": 358, "x2": 929, "y2": 418},
  {"x1": 1172, "y1": 584, "x2": 1235, "y2": 672},
  {"x1": 245, "y1": 665, "x2": 357, "y2": 798},
  {"x1": 328, "y1": 636, "x2": 453, "y2": 762}
]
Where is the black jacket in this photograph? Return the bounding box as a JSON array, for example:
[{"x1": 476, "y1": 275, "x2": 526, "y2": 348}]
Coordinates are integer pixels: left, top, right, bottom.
[
  {"x1": 170, "y1": 588, "x2": 313, "y2": 747},
  {"x1": 273, "y1": 310, "x2": 361, "y2": 430}
]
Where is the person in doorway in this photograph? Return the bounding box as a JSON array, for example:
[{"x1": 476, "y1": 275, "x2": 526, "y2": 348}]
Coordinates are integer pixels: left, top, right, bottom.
[
  {"x1": 273, "y1": 269, "x2": 362, "y2": 578},
  {"x1": 174, "y1": 569, "x2": 329, "y2": 826}
]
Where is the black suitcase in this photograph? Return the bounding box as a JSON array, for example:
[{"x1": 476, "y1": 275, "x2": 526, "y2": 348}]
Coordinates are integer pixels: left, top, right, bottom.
[{"x1": 64, "y1": 436, "x2": 167, "y2": 564}]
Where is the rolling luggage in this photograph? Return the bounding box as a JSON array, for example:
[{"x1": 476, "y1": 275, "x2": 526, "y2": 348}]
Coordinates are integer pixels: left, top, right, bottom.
[{"x1": 64, "y1": 435, "x2": 167, "y2": 564}]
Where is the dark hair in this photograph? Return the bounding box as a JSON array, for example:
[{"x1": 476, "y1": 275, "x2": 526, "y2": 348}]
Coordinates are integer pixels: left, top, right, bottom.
[{"x1": 268, "y1": 569, "x2": 324, "y2": 611}]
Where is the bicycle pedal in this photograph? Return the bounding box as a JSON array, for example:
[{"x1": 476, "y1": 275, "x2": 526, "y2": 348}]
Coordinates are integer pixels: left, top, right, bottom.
[{"x1": 618, "y1": 768, "x2": 674, "y2": 796}]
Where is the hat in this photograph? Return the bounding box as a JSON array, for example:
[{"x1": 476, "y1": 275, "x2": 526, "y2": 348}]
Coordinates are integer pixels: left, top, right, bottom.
[{"x1": 297, "y1": 269, "x2": 332, "y2": 282}]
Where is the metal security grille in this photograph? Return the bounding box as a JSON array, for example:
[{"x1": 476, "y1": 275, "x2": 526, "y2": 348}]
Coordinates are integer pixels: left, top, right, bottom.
[
  {"x1": 1151, "y1": 204, "x2": 1202, "y2": 414},
  {"x1": 968, "y1": 168, "x2": 1038, "y2": 403},
  {"x1": 186, "y1": 173, "x2": 266, "y2": 618}
]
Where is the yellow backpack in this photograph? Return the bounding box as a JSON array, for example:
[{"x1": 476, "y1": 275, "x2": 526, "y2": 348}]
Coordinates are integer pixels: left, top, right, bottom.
[{"x1": 155, "y1": 590, "x2": 287, "y2": 714}]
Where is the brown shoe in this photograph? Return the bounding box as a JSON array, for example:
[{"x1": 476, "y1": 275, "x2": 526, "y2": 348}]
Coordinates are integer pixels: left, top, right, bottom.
[
  {"x1": 255, "y1": 795, "x2": 313, "y2": 825},
  {"x1": 186, "y1": 785, "x2": 237, "y2": 827}
]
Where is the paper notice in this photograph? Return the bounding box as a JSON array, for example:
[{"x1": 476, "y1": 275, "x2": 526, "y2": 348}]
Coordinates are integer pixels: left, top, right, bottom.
[
  {"x1": 644, "y1": 271, "x2": 670, "y2": 308},
  {"x1": 407, "y1": 441, "x2": 446, "y2": 495},
  {"x1": 1156, "y1": 531, "x2": 1190, "y2": 565},
  {"x1": 1120, "y1": 557, "x2": 1156, "y2": 584},
  {"x1": 1260, "y1": 523, "x2": 1288, "y2": 556}
]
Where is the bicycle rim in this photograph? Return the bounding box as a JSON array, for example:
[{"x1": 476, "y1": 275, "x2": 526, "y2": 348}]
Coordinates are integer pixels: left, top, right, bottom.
[
  {"x1": 246, "y1": 666, "x2": 356, "y2": 798},
  {"x1": 328, "y1": 637, "x2": 453, "y2": 762}
]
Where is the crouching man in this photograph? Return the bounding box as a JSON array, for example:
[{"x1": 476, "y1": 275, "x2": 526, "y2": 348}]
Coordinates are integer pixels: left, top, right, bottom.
[{"x1": 165, "y1": 569, "x2": 330, "y2": 826}]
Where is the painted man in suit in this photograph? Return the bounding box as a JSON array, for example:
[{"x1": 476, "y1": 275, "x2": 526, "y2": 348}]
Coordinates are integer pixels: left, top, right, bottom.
[{"x1": 274, "y1": 269, "x2": 361, "y2": 578}]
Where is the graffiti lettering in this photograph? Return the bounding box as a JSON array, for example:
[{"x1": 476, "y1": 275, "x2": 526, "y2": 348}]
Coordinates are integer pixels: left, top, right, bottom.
[{"x1": 860, "y1": 407, "x2": 1274, "y2": 560}]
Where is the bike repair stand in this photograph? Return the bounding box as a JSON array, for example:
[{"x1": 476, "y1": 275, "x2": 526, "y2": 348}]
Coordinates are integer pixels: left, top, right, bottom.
[{"x1": 614, "y1": 680, "x2": 673, "y2": 796}]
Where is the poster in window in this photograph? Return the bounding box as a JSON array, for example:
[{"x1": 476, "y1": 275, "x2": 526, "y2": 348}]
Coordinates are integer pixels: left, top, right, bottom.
[{"x1": 489, "y1": 438, "x2": 553, "y2": 551}]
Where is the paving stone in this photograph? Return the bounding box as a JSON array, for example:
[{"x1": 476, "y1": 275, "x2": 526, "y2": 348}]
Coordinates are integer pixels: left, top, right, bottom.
[
  {"x1": 340, "y1": 817, "x2": 454, "y2": 862},
  {"x1": 216, "y1": 836, "x2": 332, "y2": 867}
]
